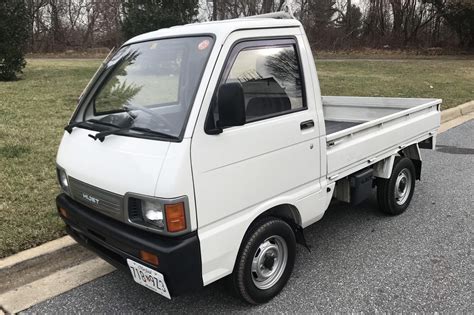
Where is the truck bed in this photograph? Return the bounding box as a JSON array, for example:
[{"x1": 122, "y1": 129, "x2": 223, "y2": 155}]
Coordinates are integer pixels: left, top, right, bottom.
[
  {"x1": 322, "y1": 96, "x2": 441, "y2": 181},
  {"x1": 324, "y1": 120, "x2": 362, "y2": 134}
]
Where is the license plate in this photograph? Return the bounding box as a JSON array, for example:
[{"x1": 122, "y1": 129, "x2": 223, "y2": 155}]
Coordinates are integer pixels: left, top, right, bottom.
[{"x1": 127, "y1": 259, "x2": 171, "y2": 299}]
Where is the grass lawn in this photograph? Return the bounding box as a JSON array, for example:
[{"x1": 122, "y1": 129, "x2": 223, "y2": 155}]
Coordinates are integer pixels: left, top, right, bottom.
[
  {"x1": 316, "y1": 59, "x2": 474, "y2": 109},
  {"x1": 0, "y1": 58, "x2": 473, "y2": 258},
  {"x1": 0, "y1": 59, "x2": 101, "y2": 258}
]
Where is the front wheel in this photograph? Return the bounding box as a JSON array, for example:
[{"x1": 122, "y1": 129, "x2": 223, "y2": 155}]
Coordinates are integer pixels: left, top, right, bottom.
[
  {"x1": 376, "y1": 157, "x2": 416, "y2": 215},
  {"x1": 232, "y1": 217, "x2": 296, "y2": 304}
]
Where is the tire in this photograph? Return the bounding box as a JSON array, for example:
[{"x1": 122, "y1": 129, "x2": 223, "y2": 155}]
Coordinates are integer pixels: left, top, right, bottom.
[
  {"x1": 376, "y1": 157, "x2": 416, "y2": 215},
  {"x1": 232, "y1": 217, "x2": 296, "y2": 304}
]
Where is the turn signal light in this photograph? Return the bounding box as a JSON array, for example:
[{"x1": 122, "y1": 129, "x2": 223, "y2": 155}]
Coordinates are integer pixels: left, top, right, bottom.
[
  {"x1": 59, "y1": 207, "x2": 68, "y2": 218},
  {"x1": 140, "y1": 250, "x2": 159, "y2": 266},
  {"x1": 165, "y1": 202, "x2": 186, "y2": 232}
]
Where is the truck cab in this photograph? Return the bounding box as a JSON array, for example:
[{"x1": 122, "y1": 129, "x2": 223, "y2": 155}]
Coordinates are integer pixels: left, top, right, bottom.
[{"x1": 56, "y1": 15, "x2": 440, "y2": 304}]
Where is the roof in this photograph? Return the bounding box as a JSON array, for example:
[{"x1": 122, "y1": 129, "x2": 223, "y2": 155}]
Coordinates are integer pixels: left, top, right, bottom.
[{"x1": 124, "y1": 18, "x2": 302, "y2": 45}]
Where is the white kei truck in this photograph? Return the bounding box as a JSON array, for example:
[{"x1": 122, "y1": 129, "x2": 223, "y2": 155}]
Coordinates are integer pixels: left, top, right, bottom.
[{"x1": 56, "y1": 13, "x2": 441, "y2": 304}]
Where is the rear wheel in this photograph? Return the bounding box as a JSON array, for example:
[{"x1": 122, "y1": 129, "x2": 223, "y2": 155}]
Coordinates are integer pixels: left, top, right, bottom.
[
  {"x1": 377, "y1": 157, "x2": 416, "y2": 215},
  {"x1": 232, "y1": 217, "x2": 296, "y2": 304}
]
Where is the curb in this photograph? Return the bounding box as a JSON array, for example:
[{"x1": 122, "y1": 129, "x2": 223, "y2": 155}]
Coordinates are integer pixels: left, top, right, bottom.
[
  {"x1": 0, "y1": 236, "x2": 95, "y2": 296},
  {"x1": 441, "y1": 100, "x2": 474, "y2": 123},
  {"x1": 1, "y1": 258, "x2": 114, "y2": 314},
  {"x1": 0, "y1": 236, "x2": 75, "y2": 270},
  {"x1": 0, "y1": 236, "x2": 111, "y2": 314}
]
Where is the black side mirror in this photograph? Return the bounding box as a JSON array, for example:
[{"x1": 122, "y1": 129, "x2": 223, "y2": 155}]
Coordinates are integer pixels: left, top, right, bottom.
[{"x1": 216, "y1": 82, "x2": 246, "y2": 130}]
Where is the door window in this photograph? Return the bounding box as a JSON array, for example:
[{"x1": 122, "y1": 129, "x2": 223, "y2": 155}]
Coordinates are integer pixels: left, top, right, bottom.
[{"x1": 223, "y1": 41, "x2": 305, "y2": 122}]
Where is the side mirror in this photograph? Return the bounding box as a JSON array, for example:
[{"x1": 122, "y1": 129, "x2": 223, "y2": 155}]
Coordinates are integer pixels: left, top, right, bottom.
[
  {"x1": 205, "y1": 82, "x2": 246, "y2": 135},
  {"x1": 217, "y1": 82, "x2": 246, "y2": 129}
]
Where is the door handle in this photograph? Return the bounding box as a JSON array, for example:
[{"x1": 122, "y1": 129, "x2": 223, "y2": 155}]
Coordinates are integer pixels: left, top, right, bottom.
[{"x1": 300, "y1": 120, "x2": 314, "y2": 130}]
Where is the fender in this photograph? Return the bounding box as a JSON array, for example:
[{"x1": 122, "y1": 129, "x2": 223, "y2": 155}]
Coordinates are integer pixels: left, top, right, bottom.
[{"x1": 373, "y1": 144, "x2": 422, "y2": 180}]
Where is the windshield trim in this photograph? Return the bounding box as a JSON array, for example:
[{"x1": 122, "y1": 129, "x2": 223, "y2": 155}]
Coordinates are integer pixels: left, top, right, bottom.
[{"x1": 71, "y1": 33, "x2": 216, "y2": 143}]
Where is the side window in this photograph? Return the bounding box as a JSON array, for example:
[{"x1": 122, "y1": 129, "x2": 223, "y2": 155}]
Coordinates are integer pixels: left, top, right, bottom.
[{"x1": 224, "y1": 43, "x2": 305, "y2": 122}]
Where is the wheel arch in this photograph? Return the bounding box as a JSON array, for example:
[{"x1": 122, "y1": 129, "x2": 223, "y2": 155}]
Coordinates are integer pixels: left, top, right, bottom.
[
  {"x1": 244, "y1": 203, "x2": 308, "y2": 250},
  {"x1": 254, "y1": 203, "x2": 302, "y2": 227}
]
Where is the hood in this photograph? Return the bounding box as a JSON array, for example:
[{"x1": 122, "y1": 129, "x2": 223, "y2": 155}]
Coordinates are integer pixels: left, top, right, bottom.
[{"x1": 57, "y1": 128, "x2": 170, "y2": 196}]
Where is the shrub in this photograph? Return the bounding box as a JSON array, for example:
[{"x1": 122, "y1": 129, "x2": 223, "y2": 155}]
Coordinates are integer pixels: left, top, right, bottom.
[{"x1": 0, "y1": 0, "x2": 29, "y2": 81}]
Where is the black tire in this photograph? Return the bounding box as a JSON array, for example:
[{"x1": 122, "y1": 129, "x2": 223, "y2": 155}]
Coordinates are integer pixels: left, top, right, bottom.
[
  {"x1": 232, "y1": 217, "x2": 296, "y2": 304},
  {"x1": 377, "y1": 157, "x2": 416, "y2": 215}
]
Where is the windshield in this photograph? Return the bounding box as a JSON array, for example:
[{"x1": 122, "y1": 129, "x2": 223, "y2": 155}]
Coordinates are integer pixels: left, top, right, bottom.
[{"x1": 81, "y1": 36, "x2": 214, "y2": 140}]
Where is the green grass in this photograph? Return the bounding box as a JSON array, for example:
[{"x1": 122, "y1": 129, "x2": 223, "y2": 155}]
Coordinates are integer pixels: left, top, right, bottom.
[
  {"x1": 0, "y1": 59, "x2": 101, "y2": 257},
  {"x1": 0, "y1": 58, "x2": 472, "y2": 258},
  {"x1": 317, "y1": 59, "x2": 474, "y2": 109}
]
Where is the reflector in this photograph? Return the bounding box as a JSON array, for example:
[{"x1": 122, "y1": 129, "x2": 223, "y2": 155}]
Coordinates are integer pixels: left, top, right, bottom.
[
  {"x1": 140, "y1": 250, "x2": 159, "y2": 266},
  {"x1": 59, "y1": 207, "x2": 68, "y2": 218}
]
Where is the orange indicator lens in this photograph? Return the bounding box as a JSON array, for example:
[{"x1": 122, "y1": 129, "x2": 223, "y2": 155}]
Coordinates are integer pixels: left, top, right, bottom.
[
  {"x1": 165, "y1": 202, "x2": 186, "y2": 232},
  {"x1": 140, "y1": 250, "x2": 159, "y2": 266}
]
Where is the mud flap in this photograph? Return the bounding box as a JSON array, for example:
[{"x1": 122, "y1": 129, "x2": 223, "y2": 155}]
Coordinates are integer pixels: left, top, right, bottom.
[{"x1": 291, "y1": 223, "x2": 310, "y2": 252}]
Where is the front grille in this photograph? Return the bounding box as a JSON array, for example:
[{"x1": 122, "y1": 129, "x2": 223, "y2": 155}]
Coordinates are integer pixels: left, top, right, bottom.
[
  {"x1": 128, "y1": 197, "x2": 143, "y2": 223},
  {"x1": 68, "y1": 177, "x2": 124, "y2": 221}
]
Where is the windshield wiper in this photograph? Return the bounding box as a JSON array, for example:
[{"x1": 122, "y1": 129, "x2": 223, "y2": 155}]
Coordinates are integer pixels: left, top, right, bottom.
[
  {"x1": 64, "y1": 119, "x2": 120, "y2": 134},
  {"x1": 130, "y1": 127, "x2": 179, "y2": 140},
  {"x1": 88, "y1": 126, "x2": 178, "y2": 142}
]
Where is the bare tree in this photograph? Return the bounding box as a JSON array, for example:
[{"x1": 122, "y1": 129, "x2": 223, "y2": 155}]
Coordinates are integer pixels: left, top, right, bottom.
[
  {"x1": 25, "y1": 0, "x2": 48, "y2": 51},
  {"x1": 22, "y1": 0, "x2": 473, "y2": 53}
]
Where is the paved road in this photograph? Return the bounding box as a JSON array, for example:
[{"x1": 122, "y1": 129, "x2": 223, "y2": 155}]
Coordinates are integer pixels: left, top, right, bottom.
[{"x1": 26, "y1": 121, "x2": 473, "y2": 313}]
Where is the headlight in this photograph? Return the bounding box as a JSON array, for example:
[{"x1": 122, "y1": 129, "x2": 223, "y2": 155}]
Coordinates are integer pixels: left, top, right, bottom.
[
  {"x1": 57, "y1": 167, "x2": 69, "y2": 193},
  {"x1": 142, "y1": 200, "x2": 165, "y2": 229},
  {"x1": 127, "y1": 195, "x2": 189, "y2": 235}
]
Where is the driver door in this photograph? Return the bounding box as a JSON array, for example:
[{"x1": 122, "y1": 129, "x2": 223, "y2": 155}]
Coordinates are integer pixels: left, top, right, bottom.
[{"x1": 191, "y1": 29, "x2": 323, "y2": 229}]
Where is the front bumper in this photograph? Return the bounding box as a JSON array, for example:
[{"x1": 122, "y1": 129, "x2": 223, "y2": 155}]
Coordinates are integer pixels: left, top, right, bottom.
[{"x1": 56, "y1": 193, "x2": 203, "y2": 296}]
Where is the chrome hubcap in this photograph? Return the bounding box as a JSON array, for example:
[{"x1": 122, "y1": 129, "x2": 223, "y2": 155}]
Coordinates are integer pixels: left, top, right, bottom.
[
  {"x1": 394, "y1": 168, "x2": 412, "y2": 205},
  {"x1": 251, "y1": 235, "x2": 288, "y2": 290}
]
